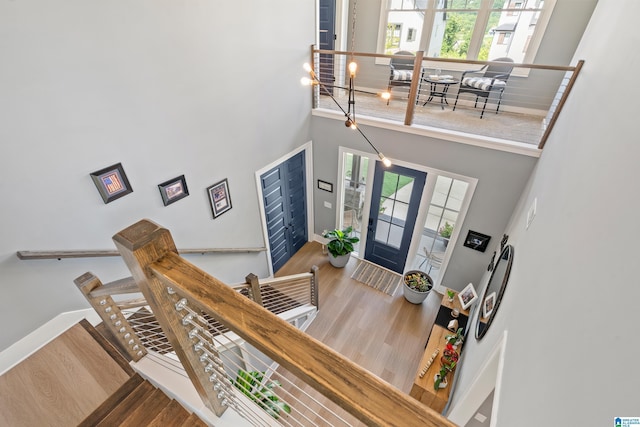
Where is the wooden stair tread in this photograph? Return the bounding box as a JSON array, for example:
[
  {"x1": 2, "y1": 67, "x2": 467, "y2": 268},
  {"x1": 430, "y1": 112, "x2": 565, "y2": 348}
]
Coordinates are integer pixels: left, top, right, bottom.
[
  {"x1": 0, "y1": 321, "x2": 132, "y2": 426},
  {"x1": 148, "y1": 399, "x2": 191, "y2": 426},
  {"x1": 80, "y1": 373, "x2": 208, "y2": 426},
  {"x1": 181, "y1": 412, "x2": 210, "y2": 427},
  {"x1": 119, "y1": 388, "x2": 171, "y2": 426},
  {"x1": 78, "y1": 374, "x2": 145, "y2": 427},
  {"x1": 95, "y1": 379, "x2": 156, "y2": 426}
]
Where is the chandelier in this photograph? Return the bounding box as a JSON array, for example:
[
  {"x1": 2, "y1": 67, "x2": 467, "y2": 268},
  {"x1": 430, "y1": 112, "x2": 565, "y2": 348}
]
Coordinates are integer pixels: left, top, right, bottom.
[{"x1": 301, "y1": 0, "x2": 391, "y2": 167}]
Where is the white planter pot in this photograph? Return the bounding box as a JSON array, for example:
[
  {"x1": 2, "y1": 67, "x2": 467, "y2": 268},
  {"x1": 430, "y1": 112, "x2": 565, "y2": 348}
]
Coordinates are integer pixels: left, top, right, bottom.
[
  {"x1": 403, "y1": 284, "x2": 430, "y2": 304},
  {"x1": 328, "y1": 253, "x2": 351, "y2": 268}
]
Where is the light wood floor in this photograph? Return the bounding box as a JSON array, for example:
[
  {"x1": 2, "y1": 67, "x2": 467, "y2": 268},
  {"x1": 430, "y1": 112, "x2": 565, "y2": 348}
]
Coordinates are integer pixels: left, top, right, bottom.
[
  {"x1": 274, "y1": 241, "x2": 442, "y2": 426},
  {"x1": 0, "y1": 321, "x2": 133, "y2": 426}
]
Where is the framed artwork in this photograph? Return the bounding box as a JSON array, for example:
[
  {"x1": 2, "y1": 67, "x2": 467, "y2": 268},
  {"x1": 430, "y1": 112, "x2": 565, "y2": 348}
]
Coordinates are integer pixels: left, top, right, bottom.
[
  {"x1": 483, "y1": 292, "x2": 496, "y2": 318},
  {"x1": 207, "y1": 178, "x2": 232, "y2": 218},
  {"x1": 90, "y1": 162, "x2": 133, "y2": 204},
  {"x1": 317, "y1": 179, "x2": 333, "y2": 193},
  {"x1": 458, "y1": 282, "x2": 478, "y2": 310},
  {"x1": 463, "y1": 230, "x2": 492, "y2": 253},
  {"x1": 158, "y1": 175, "x2": 189, "y2": 206}
]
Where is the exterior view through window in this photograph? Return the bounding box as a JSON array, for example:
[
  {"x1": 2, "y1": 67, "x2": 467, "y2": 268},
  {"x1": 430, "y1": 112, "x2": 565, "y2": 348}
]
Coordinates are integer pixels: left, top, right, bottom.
[
  {"x1": 381, "y1": 0, "x2": 551, "y2": 63},
  {"x1": 340, "y1": 150, "x2": 474, "y2": 286}
]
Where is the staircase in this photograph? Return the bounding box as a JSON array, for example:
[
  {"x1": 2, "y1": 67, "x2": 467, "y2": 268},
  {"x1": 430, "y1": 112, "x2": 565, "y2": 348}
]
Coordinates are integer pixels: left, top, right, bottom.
[
  {"x1": 0, "y1": 319, "x2": 208, "y2": 426},
  {"x1": 79, "y1": 373, "x2": 207, "y2": 426}
]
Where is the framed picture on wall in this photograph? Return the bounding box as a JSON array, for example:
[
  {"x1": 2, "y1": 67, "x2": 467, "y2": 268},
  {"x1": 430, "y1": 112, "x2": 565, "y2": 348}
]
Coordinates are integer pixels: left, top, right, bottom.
[
  {"x1": 207, "y1": 178, "x2": 232, "y2": 218},
  {"x1": 158, "y1": 175, "x2": 189, "y2": 206},
  {"x1": 463, "y1": 230, "x2": 492, "y2": 253},
  {"x1": 458, "y1": 282, "x2": 478, "y2": 310},
  {"x1": 90, "y1": 162, "x2": 133, "y2": 204},
  {"x1": 483, "y1": 292, "x2": 496, "y2": 318}
]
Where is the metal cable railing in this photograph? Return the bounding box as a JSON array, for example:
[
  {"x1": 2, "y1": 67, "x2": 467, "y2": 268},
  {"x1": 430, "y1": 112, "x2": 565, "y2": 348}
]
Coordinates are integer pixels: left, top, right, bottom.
[
  {"x1": 111, "y1": 219, "x2": 454, "y2": 427},
  {"x1": 308, "y1": 48, "x2": 582, "y2": 149}
]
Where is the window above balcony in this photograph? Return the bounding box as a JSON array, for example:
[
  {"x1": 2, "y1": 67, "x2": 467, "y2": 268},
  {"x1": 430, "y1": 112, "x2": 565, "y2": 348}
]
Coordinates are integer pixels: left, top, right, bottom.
[{"x1": 376, "y1": 0, "x2": 556, "y2": 64}]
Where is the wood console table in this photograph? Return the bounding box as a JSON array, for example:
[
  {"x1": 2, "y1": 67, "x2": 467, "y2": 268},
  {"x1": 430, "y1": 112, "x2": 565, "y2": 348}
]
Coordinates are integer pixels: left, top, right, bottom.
[{"x1": 409, "y1": 289, "x2": 470, "y2": 412}]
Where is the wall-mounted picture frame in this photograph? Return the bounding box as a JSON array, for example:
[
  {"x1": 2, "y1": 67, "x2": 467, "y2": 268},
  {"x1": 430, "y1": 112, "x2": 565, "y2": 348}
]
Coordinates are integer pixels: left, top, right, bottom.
[
  {"x1": 90, "y1": 162, "x2": 133, "y2": 204},
  {"x1": 207, "y1": 178, "x2": 232, "y2": 218},
  {"x1": 483, "y1": 292, "x2": 496, "y2": 318},
  {"x1": 458, "y1": 282, "x2": 478, "y2": 310},
  {"x1": 317, "y1": 179, "x2": 333, "y2": 193},
  {"x1": 463, "y1": 230, "x2": 492, "y2": 253},
  {"x1": 158, "y1": 175, "x2": 189, "y2": 206}
]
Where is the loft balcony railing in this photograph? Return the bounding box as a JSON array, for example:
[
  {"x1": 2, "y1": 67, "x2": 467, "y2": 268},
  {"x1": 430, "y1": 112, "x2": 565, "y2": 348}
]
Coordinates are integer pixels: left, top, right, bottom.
[
  {"x1": 96, "y1": 219, "x2": 455, "y2": 426},
  {"x1": 308, "y1": 47, "x2": 582, "y2": 151}
]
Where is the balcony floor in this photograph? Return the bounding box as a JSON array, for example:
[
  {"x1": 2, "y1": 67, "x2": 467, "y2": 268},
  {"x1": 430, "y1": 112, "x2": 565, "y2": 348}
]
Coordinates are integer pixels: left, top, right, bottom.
[{"x1": 318, "y1": 90, "x2": 545, "y2": 147}]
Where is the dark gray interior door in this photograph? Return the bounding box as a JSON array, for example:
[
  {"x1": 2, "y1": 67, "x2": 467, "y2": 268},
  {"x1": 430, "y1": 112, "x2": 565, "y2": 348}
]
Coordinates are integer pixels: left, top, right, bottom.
[
  {"x1": 261, "y1": 151, "x2": 308, "y2": 273},
  {"x1": 364, "y1": 162, "x2": 426, "y2": 274},
  {"x1": 319, "y1": 0, "x2": 336, "y2": 90}
]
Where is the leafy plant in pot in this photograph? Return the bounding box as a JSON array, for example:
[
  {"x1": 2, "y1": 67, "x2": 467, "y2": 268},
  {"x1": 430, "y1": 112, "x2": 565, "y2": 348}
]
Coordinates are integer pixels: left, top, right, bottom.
[
  {"x1": 439, "y1": 221, "x2": 454, "y2": 247},
  {"x1": 234, "y1": 370, "x2": 291, "y2": 419},
  {"x1": 323, "y1": 226, "x2": 360, "y2": 268},
  {"x1": 403, "y1": 270, "x2": 433, "y2": 304}
]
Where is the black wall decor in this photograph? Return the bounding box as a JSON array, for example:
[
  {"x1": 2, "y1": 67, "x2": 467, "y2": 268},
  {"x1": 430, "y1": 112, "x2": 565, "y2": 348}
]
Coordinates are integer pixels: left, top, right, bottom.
[{"x1": 463, "y1": 230, "x2": 491, "y2": 252}]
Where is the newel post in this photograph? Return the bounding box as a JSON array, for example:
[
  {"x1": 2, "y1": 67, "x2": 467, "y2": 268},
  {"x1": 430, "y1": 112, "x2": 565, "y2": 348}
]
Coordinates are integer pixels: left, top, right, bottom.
[
  {"x1": 244, "y1": 273, "x2": 263, "y2": 306},
  {"x1": 74, "y1": 272, "x2": 147, "y2": 362},
  {"x1": 112, "y1": 219, "x2": 228, "y2": 416}
]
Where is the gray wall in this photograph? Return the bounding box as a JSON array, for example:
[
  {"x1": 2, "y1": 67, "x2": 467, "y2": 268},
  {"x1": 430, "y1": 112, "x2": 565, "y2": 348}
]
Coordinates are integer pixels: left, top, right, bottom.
[
  {"x1": 310, "y1": 117, "x2": 537, "y2": 291},
  {"x1": 451, "y1": 0, "x2": 640, "y2": 425},
  {"x1": 0, "y1": 0, "x2": 315, "y2": 351}
]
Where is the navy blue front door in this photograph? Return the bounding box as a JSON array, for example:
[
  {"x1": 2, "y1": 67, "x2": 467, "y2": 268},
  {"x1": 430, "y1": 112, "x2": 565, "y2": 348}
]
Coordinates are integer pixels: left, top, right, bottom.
[
  {"x1": 261, "y1": 152, "x2": 308, "y2": 273},
  {"x1": 364, "y1": 162, "x2": 426, "y2": 274}
]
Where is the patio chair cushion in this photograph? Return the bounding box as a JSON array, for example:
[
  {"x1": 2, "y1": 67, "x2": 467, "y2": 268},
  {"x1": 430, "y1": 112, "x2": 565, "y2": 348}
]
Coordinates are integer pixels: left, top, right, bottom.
[
  {"x1": 461, "y1": 77, "x2": 507, "y2": 91},
  {"x1": 391, "y1": 69, "x2": 413, "y2": 81}
]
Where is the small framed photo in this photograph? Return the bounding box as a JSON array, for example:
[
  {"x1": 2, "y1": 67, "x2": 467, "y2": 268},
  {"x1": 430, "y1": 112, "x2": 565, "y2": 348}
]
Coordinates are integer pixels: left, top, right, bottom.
[
  {"x1": 483, "y1": 292, "x2": 496, "y2": 318},
  {"x1": 317, "y1": 179, "x2": 333, "y2": 193},
  {"x1": 207, "y1": 178, "x2": 232, "y2": 218},
  {"x1": 90, "y1": 162, "x2": 133, "y2": 204},
  {"x1": 463, "y1": 230, "x2": 492, "y2": 253},
  {"x1": 458, "y1": 282, "x2": 478, "y2": 310},
  {"x1": 158, "y1": 175, "x2": 189, "y2": 206}
]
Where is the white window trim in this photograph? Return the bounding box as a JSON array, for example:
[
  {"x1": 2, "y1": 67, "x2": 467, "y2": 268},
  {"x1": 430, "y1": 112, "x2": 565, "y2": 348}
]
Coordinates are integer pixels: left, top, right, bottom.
[
  {"x1": 374, "y1": 0, "x2": 556, "y2": 72},
  {"x1": 336, "y1": 146, "x2": 478, "y2": 290}
]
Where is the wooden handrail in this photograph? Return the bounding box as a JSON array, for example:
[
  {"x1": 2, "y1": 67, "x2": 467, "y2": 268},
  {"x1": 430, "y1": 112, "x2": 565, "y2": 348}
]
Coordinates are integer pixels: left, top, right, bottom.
[
  {"x1": 113, "y1": 219, "x2": 455, "y2": 426},
  {"x1": 16, "y1": 247, "x2": 266, "y2": 260},
  {"x1": 315, "y1": 48, "x2": 578, "y2": 72}
]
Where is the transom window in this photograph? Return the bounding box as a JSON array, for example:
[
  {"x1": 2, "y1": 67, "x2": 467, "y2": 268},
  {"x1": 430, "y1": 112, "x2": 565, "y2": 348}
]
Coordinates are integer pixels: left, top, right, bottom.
[{"x1": 379, "y1": 0, "x2": 555, "y2": 63}]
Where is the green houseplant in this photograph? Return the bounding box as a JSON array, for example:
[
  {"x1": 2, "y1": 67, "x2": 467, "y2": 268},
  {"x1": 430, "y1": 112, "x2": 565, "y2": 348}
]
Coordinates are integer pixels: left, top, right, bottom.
[
  {"x1": 439, "y1": 221, "x2": 454, "y2": 247},
  {"x1": 323, "y1": 226, "x2": 359, "y2": 268},
  {"x1": 439, "y1": 221, "x2": 453, "y2": 239},
  {"x1": 234, "y1": 370, "x2": 291, "y2": 419},
  {"x1": 402, "y1": 270, "x2": 433, "y2": 304}
]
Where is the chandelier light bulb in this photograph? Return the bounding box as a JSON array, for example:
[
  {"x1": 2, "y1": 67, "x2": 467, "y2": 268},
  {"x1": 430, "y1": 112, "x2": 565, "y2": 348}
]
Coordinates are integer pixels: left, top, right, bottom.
[
  {"x1": 300, "y1": 77, "x2": 313, "y2": 86},
  {"x1": 378, "y1": 152, "x2": 392, "y2": 167},
  {"x1": 303, "y1": 63, "x2": 312, "y2": 72},
  {"x1": 380, "y1": 91, "x2": 391, "y2": 100},
  {"x1": 348, "y1": 61, "x2": 357, "y2": 76}
]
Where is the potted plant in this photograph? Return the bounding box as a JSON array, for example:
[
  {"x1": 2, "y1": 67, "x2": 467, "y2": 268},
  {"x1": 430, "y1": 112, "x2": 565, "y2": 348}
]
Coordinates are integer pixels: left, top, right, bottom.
[
  {"x1": 234, "y1": 370, "x2": 291, "y2": 419},
  {"x1": 445, "y1": 327, "x2": 464, "y2": 349},
  {"x1": 434, "y1": 359, "x2": 457, "y2": 390},
  {"x1": 439, "y1": 221, "x2": 454, "y2": 247},
  {"x1": 403, "y1": 270, "x2": 433, "y2": 304},
  {"x1": 323, "y1": 226, "x2": 359, "y2": 268},
  {"x1": 446, "y1": 289, "x2": 455, "y2": 302}
]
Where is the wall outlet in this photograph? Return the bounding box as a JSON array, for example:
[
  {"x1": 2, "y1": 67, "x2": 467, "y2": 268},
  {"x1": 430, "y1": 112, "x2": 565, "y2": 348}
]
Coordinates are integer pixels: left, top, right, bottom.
[
  {"x1": 526, "y1": 197, "x2": 537, "y2": 229},
  {"x1": 474, "y1": 412, "x2": 488, "y2": 423},
  {"x1": 324, "y1": 201, "x2": 332, "y2": 209}
]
